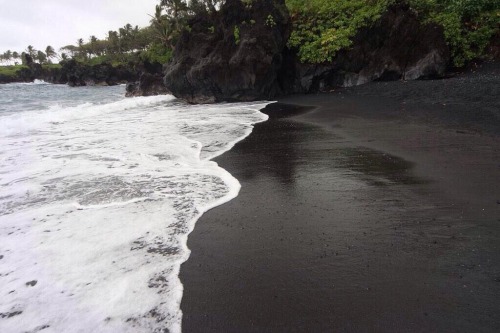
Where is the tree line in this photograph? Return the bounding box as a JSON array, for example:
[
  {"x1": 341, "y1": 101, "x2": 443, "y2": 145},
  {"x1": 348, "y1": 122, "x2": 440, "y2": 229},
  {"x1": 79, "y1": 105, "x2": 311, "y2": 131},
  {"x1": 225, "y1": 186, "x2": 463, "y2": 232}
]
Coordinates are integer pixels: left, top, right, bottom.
[
  {"x1": 0, "y1": 23, "x2": 157, "y2": 66},
  {"x1": 0, "y1": 46, "x2": 57, "y2": 65},
  {"x1": 0, "y1": 0, "x2": 226, "y2": 67}
]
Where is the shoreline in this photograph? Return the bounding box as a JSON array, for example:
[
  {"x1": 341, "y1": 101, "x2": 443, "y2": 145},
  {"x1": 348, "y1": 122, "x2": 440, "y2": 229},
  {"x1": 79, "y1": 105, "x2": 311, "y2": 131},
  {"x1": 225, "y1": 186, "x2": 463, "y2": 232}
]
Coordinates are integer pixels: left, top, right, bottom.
[{"x1": 179, "y1": 64, "x2": 500, "y2": 331}]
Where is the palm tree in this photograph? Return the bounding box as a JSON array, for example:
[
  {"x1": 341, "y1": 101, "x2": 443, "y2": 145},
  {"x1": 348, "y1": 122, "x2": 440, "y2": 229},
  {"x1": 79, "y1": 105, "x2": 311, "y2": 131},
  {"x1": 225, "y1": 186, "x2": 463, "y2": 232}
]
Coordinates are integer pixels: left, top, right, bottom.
[
  {"x1": 12, "y1": 51, "x2": 20, "y2": 65},
  {"x1": 89, "y1": 35, "x2": 98, "y2": 57},
  {"x1": 21, "y1": 52, "x2": 29, "y2": 65},
  {"x1": 157, "y1": 0, "x2": 189, "y2": 49},
  {"x1": 4, "y1": 50, "x2": 12, "y2": 64},
  {"x1": 26, "y1": 45, "x2": 36, "y2": 58},
  {"x1": 107, "y1": 30, "x2": 120, "y2": 54},
  {"x1": 45, "y1": 46, "x2": 56, "y2": 63},
  {"x1": 60, "y1": 45, "x2": 78, "y2": 58},
  {"x1": 150, "y1": 5, "x2": 170, "y2": 47},
  {"x1": 124, "y1": 23, "x2": 133, "y2": 34},
  {"x1": 76, "y1": 38, "x2": 87, "y2": 59},
  {"x1": 36, "y1": 50, "x2": 47, "y2": 64},
  {"x1": 109, "y1": 30, "x2": 122, "y2": 54}
]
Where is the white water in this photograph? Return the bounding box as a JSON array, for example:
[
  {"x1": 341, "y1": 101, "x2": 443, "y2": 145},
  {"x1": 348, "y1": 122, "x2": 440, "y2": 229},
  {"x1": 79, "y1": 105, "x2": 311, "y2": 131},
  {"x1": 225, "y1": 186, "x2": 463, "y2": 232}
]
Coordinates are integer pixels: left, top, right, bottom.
[{"x1": 0, "y1": 83, "x2": 270, "y2": 332}]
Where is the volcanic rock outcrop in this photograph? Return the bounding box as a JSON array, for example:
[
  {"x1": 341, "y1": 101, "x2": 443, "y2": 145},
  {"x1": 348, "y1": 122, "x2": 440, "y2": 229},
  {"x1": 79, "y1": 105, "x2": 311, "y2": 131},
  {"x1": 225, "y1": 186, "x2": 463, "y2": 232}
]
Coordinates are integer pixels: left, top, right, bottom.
[
  {"x1": 164, "y1": 1, "x2": 450, "y2": 102},
  {"x1": 164, "y1": 0, "x2": 290, "y2": 103},
  {"x1": 281, "y1": 3, "x2": 450, "y2": 93}
]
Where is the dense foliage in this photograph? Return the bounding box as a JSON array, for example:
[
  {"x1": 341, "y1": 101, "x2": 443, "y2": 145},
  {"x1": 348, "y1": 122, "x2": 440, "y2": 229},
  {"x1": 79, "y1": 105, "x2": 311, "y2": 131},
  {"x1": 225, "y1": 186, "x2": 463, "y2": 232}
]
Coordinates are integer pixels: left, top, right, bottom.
[
  {"x1": 286, "y1": 0, "x2": 498, "y2": 66},
  {"x1": 286, "y1": 0, "x2": 392, "y2": 63},
  {"x1": 407, "y1": 0, "x2": 499, "y2": 67},
  {"x1": 0, "y1": 65, "x2": 28, "y2": 76}
]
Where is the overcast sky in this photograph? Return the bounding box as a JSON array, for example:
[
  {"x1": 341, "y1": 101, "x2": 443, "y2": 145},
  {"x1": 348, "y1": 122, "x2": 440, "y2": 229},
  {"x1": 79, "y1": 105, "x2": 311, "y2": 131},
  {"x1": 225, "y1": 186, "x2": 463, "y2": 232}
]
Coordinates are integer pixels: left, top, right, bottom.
[{"x1": 0, "y1": 0, "x2": 159, "y2": 53}]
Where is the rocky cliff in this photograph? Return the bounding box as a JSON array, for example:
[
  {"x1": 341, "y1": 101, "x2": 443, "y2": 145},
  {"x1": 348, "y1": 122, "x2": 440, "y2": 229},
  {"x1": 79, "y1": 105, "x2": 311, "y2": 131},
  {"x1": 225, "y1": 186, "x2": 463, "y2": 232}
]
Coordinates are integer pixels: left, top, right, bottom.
[
  {"x1": 163, "y1": 1, "x2": 451, "y2": 103},
  {"x1": 0, "y1": 57, "x2": 140, "y2": 86},
  {"x1": 43, "y1": 60, "x2": 139, "y2": 86},
  {"x1": 125, "y1": 61, "x2": 170, "y2": 97},
  {"x1": 164, "y1": 0, "x2": 290, "y2": 103},
  {"x1": 280, "y1": 3, "x2": 449, "y2": 94}
]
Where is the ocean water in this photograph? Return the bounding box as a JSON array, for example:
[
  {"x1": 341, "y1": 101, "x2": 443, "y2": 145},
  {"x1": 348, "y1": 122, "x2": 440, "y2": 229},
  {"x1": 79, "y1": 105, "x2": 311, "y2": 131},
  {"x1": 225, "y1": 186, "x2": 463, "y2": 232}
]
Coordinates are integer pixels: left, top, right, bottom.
[{"x1": 0, "y1": 82, "x2": 269, "y2": 332}]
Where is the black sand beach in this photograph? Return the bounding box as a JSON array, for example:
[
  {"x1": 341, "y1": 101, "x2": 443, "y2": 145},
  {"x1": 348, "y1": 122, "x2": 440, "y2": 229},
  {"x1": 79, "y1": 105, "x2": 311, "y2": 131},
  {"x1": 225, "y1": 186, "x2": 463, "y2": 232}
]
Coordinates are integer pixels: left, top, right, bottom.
[{"x1": 180, "y1": 62, "x2": 500, "y2": 332}]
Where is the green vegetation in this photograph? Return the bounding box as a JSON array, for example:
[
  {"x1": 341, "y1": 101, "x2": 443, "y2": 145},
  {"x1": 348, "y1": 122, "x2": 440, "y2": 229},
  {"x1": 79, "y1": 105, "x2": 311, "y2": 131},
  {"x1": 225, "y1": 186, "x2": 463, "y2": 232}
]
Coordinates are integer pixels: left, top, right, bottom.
[
  {"x1": 407, "y1": 0, "x2": 499, "y2": 67},
  {"x1": 241, "y1": 0, "x2": 254, "y2": 9},
  {"x1": 0, "y1": 0, "x2": 229, "y2": 80},
  {"x1": 266, "y1": 14, "x2": 277, "y2": 27},
  {"x1": 286, "y1": 0, "x2": 392, "y2": 63},
  {"x1": 1, "y1": 0, "x2": 496, "y2": 76},
  {"x1": 234, "y1": 25, "x2": 241, "y2": 45},
  {"x1": 286, "y1": 0, "x2": 499, "y2": 66},
  {"x1": 0, "y1": 65, "x2": 28, "y2": 77}
]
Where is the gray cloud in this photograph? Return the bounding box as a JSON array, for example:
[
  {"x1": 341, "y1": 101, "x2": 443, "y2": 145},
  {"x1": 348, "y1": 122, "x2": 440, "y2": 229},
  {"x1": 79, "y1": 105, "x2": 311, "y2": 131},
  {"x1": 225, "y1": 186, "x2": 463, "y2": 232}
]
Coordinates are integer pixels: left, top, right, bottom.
[{"x1": 0, "y1": 0, "x2": 158, "y2": 53}]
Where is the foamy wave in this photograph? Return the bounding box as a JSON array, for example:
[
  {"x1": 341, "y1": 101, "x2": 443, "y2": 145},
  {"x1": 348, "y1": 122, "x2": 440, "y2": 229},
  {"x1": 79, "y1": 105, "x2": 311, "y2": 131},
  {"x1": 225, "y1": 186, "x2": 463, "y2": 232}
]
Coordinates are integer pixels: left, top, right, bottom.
[
  {"x1": 0, "y1": 84, "x2": 270, "y2": 333},
  {"x1": 0, "y1": 94, "x2": 177, "y2": 136}
]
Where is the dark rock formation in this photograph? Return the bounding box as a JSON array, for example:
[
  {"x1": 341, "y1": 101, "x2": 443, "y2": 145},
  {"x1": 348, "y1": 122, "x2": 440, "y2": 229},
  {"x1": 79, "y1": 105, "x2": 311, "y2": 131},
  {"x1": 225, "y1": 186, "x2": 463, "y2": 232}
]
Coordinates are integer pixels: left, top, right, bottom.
[
  {"x1": 0, "y1": 75, "x2": 15, "y2": 84},
  {"x1": 125, "y1": 61, "x2": 170, "y2": 97},
  {"x1": 126, "y1": 73, "x2": 170, "y2": 97},
  {"x1": 7, "y1": 54, "x2": 45, "y2": 83},
  {"x1": 164, "y1": 1, "x2": 449, "y2": 103},
  {"x1": 164, "y1": 0, "x2": 290, "y2": 103},
  {"x1": 281, "y1": 3, "x2": 450, "y2": 94},
  {"x1": 45, "y1": 60, "x2": 139, "y2": 86}
]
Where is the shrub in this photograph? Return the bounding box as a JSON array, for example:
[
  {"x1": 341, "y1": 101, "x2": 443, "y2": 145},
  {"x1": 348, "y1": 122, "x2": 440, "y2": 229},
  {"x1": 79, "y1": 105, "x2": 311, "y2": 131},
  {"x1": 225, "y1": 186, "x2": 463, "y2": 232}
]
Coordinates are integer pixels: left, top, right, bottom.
[
  {"x1": 286, "y1": 0, "x2": 393, "y2": 63},
  {"x1": 234, "y1": 25, "x2": 241, "y2": 45},
  {"x1": 408, "y1": 0, "x2": 499, "y2": 67},
  {"x1": 140, "y1": 43, "x2": 173, "y2": 64}
]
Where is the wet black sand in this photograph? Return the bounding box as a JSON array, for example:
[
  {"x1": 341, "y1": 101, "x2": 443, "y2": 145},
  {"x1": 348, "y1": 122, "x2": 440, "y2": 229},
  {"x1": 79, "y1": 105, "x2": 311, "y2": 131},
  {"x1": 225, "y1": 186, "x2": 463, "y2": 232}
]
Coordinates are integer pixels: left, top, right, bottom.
[{"x1": 179, "y1": 62, "x2": 500, "y2": 332}]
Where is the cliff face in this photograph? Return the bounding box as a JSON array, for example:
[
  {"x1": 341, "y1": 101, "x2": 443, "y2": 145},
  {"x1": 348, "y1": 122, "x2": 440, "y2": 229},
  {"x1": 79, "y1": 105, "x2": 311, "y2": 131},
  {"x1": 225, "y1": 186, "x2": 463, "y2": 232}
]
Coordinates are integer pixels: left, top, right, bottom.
[
  {"x1": 164, "y1": 0, "x2": 290, "y2": 103},
  {"x1": 0, "y1": 2, "x2": 456, "y2": 102},
  {"x1": 163, "y1": 1, "x2": 451, "y2": 103},
  {"x1": 281, "y1": 3, "x2": 450, "y2": 94},
  {"x1": 126, "y1": 62, "x2": 170, "y2": 97}
]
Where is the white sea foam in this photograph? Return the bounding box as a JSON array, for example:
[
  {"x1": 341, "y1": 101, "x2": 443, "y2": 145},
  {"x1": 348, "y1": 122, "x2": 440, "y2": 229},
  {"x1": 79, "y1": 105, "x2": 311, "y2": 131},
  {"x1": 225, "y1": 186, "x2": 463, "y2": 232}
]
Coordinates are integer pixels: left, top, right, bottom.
[
  {"x1": 0, "y1": 85, "x2": 270, "y2": 332},
  {"x1": 33, "y1": 79, "x2": 48, "y2": 85}
]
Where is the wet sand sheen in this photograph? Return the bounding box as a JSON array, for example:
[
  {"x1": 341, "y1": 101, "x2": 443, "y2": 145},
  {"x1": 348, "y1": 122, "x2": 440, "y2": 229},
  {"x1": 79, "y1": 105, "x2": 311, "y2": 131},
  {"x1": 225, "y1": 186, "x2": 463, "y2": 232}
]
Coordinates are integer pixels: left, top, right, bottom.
[{"x1": 180, "y1": 66, "x2": 500, "y2": 332}]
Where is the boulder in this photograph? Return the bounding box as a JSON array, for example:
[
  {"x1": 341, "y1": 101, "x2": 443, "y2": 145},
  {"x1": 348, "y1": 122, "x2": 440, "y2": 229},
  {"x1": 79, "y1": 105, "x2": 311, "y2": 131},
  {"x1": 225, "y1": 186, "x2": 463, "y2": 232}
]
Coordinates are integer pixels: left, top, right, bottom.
[{"x1": 164, "y1": 0, "x2": 290, "y2": 103}]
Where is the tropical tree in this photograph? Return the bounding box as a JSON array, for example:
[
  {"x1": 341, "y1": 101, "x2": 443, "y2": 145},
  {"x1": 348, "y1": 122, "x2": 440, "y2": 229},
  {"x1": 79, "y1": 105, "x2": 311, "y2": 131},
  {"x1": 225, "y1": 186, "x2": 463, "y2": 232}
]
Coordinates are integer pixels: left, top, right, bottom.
[
  {"x1": 151, "y1": 0, "x2": 189, "y2": 49},
  {"x1": 21, "y1": 52, "x2": 31, "y2": 65},
  {"x1": 2, "y1": 50, "x2": 12, "y2": 64},
  {"x1": 26, "y1": 45, "x2": 36, "y2": 58},
  {"x1": 60, "y1": 45, "x2": 78, "y2": 58},
  {"x1": 36, "y1": 50, "x2": 47, "y2": 64},
  {"x1": 189, "y1": 0, "x2": 225, "y2": 14},
  {"x1": 76, "y1": 38, "x2": 88, "y2": 59},
  {"x1": 107, "y1": 30, "x2": 120, "y2": 54},
  {"x1": 89, "y1": 35, "x2": 98, "y2": 57},
  {"x1": 12, "y1": 51, "x2": 20, "y2": 64},
  {"x1": 45, "y1": 45, "x2": 56, "y2": 63}
]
